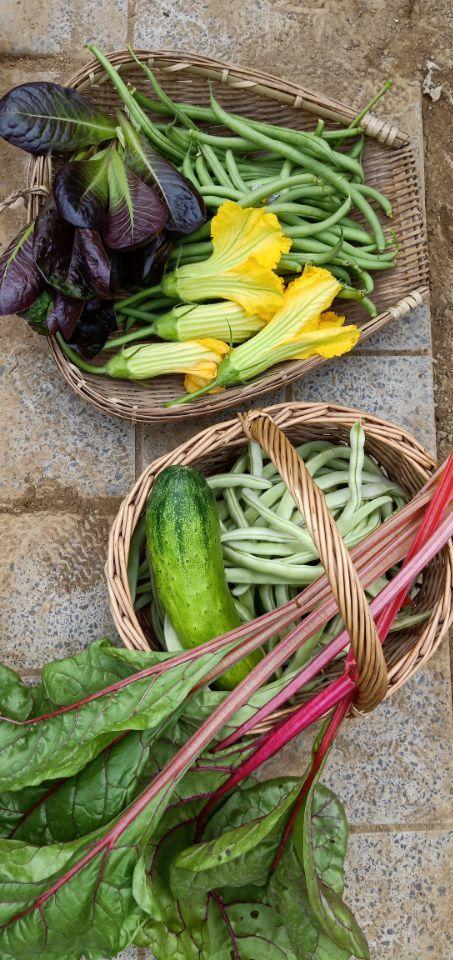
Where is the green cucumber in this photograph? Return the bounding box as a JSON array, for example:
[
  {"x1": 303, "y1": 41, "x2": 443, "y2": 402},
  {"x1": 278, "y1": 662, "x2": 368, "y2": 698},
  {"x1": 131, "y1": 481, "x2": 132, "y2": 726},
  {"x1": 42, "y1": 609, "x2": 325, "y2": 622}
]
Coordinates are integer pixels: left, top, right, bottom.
[{"x1": 146, "y1": 465, "x2": 262, "y2": 688}]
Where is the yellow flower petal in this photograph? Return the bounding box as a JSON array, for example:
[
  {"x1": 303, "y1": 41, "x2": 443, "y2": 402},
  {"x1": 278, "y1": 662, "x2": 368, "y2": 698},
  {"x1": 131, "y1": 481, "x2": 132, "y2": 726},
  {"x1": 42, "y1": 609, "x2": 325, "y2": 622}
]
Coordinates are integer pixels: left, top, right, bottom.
[
  {"x1": 221, "y1": 259, "x2": 285, "y2": 319},
  {"x1": 194, "y1": 338, "x2": 230, "y2": 359},
  {"x1": 318, "y1": 310, "x2": 346, "y2": 329},
  {"x1": 210, "y1": 201, "x2": 291, "y2": 270},
  {"x1": 290, "y1": 324, "x2": 360, "y2": 360}
]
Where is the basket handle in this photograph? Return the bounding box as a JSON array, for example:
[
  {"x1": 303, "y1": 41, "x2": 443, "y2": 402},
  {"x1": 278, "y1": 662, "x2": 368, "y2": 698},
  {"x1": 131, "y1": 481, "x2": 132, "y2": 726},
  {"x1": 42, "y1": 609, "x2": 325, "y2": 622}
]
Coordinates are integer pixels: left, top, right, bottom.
[{"x1": 239, "y1": 410, "x2": 388, "y2": 711}]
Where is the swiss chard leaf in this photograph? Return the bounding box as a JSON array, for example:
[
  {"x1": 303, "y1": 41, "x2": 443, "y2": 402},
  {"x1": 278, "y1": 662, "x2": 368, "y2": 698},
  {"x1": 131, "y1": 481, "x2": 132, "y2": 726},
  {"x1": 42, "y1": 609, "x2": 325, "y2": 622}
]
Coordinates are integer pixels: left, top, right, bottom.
[
  {"x1": 297, "y1": 784, "x2": 348, "y2": 896},
  {"x1": 205, "y1": 892, "x2": 297, "y2": 960},
  {"x1": 47, "y1": 291, "x2": 84, "y2": 337},
  {"x1": 122, "y1": 118, "x2": 206, "y2": 234},
  {"x1": 0, "y1": 663, "x2": 33, "y2": 721},
  {"x1": 0, "y1": 645, "x2": 227, "y2": 791},
  {"x1": 0, "y1": 780, "x2": 173, "y2": 960},
  {"x1": 170, "y1": 779, "x2": 299, "y2": 896},
  {"x1": 0, "y1": 82, "x2": 116, "y2": 155},
  {"x1": 66, "y1": 299, "x2": 117, "y2": 358},
  {"x1": 269, "y1": 846, "x2": 350, "y2": 960},
  {"x1": 104, "y1": 148, "x2": 168, "y2": 250},
  {"x1": 33, "y1": 202, "x2": 94, "y2": 299},
  {"x1": 302, "y1": 778, "x2": 369, "y2": 958},
  {"x1": 0, "y1": 224, "x2": 44, "y2": 315},
  {"x1": 53, "y1": 150, "x2": 110, "y2": 228}
]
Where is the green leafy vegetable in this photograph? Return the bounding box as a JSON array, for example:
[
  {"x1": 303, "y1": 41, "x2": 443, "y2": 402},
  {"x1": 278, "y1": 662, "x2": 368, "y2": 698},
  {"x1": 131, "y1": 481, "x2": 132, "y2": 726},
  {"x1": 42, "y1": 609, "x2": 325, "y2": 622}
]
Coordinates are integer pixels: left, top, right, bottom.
[
  {"x1": 104, "y1": 148, "x2": 168, "y2": 250},
  {"x1": 53, "y1": 150, "x2": 111, "y2": 229},
  {"x1": 0, "y1": 663, "x2": 33, "y2": 721}
]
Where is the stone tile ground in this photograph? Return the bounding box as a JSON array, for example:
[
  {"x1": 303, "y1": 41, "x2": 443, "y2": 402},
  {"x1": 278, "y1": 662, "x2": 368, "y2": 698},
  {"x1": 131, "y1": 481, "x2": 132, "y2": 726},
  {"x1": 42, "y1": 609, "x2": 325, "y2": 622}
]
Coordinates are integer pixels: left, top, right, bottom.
[{"x1": 0, "y1": 5, "x2": 451, "y2": 959}]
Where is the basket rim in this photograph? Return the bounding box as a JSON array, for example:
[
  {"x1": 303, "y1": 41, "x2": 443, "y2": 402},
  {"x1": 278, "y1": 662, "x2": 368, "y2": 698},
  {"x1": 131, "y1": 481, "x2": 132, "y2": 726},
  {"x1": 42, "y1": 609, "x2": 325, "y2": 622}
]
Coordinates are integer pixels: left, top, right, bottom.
[
  {"x1": 26, "y1": 48, "x2": 430, "y2": 423},
  {"x1": 106, "y1": 400, "x2": 453, "y2": 705}
]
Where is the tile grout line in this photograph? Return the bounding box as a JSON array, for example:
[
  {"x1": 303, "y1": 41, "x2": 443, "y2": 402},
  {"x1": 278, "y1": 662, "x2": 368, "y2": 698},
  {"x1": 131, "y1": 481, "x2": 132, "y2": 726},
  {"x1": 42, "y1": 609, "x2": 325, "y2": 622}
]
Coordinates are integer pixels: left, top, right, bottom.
[{"x1": 349, "y1": 820, "x2": 453, "y2": 835}]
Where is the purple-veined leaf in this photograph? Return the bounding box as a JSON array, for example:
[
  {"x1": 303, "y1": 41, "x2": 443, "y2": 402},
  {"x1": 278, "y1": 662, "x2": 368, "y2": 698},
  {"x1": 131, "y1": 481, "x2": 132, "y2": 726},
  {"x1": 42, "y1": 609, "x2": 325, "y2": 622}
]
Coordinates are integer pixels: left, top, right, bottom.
[
  {"x1": 122, "y1": 118, "x2": 206, "y2": 234},
  {"x1": 113, "y1": 231, "x2": 173, "y2": 292},
  {"x1": 0, "y1": 223, "x2": 44, "y2": 315},
  {"x1": 33, "y1": 201, "x2": 94, "y2": 300},
  {"x1": 104, "y1": 149, "x2": 168, "y2": 251},
  {"x1": 0, "y1": 82, "x2": 116, "y2": 155},
  {"x1": 47, "y1": 292, "x2": 84, "y2": 338},
  {"x1": 67, "y1": 299, "x2": 117, "y2": 358},
  {"x1": 53, "y1": 148, "x2": 110, "y2": 228},
  {"x1": 77, "y1": 228, "x2": 111, "y2": 298}
]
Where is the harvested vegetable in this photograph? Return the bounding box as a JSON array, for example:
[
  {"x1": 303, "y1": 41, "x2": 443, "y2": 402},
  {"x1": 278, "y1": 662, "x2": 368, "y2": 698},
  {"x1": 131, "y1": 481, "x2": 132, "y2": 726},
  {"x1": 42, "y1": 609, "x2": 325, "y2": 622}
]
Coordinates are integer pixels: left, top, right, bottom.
[
  {"x1": 147, "y1": 465, "x2": 262, "y2": 687},
  {"x1": 0, "y1": 466, "x2": 450, "y2": 959}
]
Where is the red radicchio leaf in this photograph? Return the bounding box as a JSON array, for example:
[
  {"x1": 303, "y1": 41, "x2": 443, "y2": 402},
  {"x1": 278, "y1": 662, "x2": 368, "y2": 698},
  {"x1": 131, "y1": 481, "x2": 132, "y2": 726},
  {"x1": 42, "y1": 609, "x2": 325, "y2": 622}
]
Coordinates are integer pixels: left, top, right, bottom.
[
  {"x1": 77, "y1": 228, "x2": 111, "y2": 298},
  {"x1": 53, "y1": 150, "x2": 110, "y2": 229},
  {"x1": 33, "y1": 201, "x2": 94, "y2": 300},
  {"x1": 104, "y1": 149, "x2": 168, "y2": 251},
  {"x1": 0, "y1": 223, "x2": 44, "y2": 315},
  {"x1": 47, "y1": 292, "x2": 84, "y2": 338}
]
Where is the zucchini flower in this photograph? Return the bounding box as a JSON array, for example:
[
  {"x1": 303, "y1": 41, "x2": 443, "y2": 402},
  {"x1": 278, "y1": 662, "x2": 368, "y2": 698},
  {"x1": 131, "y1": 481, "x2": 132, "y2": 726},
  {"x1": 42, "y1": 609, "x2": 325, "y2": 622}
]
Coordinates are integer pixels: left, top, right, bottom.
[
  {"x1": 154, "y1": 301, "x2": 267, "y2": 344},
  {"x1": 57, "y1": 337, "x2": 230, "y2": 386},
  {"x1": 104, "y1": 338, "x2": 229, "y2": 384},
  {"x1": 169, "y1": 267, "x2": 360, "y2": 403},
  {"x1": 162, "y1": 201, "x2": 291, "y2": 319}
]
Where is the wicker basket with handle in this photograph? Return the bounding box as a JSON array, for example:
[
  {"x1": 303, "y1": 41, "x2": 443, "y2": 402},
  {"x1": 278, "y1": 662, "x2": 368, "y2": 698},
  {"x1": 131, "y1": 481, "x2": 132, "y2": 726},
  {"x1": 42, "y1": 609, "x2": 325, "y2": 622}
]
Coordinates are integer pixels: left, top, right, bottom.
[
  {"x1": 106, "y1": 402, "x2": 452, "y2": 726},
  {"x1": 25, "y1": 50, "x2": 429, "y2": 423}
]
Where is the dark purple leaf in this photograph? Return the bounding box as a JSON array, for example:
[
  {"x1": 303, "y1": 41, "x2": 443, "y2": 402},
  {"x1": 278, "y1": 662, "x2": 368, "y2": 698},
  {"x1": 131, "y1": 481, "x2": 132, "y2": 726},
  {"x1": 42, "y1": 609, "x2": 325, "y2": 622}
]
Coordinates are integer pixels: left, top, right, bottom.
[
  {"x1": 104, "y1": 149, "x2": 168, "y2": 250},
  {"x1": 114, "y1": 231, "x2": 173, "y2": 290},
  {"x1": 125, "y1": 127, "x2": 206, "y2": 234},
  {"x1": 47, "y1": 292, "x2": 84, "y2": 338},
  {"x1": 0, "y1": 223, "x2": 44, "y2": 315},
  {"x1": 53, "y1": 150, "x2": 110, "y2": 229},
  {"x1": 0, "y1": 82, "x2": 116, "y2": 155},
  {"x1": 33, "y1": 201, "x2": 94, "y2": 300},
  {"x1": 67, "y1": 299, "x2": 117, "y2": 358},
  {"x1": 77, "y1": 228, "x2": 111, "y2": 298}
]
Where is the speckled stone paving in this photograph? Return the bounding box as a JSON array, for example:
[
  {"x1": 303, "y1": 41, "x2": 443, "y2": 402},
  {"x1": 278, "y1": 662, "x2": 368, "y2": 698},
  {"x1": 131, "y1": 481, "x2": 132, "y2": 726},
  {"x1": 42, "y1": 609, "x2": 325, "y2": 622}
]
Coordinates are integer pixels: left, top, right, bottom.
[{"x1": 0, "y1": 4, "x2": 452, "y2": 958}]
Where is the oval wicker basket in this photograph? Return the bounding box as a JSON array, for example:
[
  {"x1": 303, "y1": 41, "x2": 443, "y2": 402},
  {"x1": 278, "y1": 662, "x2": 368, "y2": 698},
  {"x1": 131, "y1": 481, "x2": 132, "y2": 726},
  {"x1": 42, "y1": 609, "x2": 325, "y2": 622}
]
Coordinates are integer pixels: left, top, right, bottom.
[
  {"x1": 26, "y1": 50, "x2": 429, "y2": 423},
  {"x1": 107, "y1": 402, "x2": 452, "y2": 724}
]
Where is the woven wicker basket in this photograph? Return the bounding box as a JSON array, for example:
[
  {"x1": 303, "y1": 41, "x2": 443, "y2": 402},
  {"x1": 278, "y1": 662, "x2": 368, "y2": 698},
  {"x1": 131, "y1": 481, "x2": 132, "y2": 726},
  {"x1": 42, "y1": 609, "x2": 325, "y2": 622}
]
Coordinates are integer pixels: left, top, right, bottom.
[
  {"x1": 26, "y1": 50, "x2": 429, "y2": 423},
  {"x1": 107, "y1": 402, "x2": 452, "y2": 723}
]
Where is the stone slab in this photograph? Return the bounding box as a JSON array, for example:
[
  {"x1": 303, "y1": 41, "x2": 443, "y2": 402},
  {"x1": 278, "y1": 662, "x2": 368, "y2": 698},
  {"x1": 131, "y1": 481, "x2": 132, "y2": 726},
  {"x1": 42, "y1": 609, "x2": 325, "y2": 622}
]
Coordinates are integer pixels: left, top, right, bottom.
[
  {"x1": 357, "y1": 303, "x2": 432, "y2": 353},
  {"x1": 346, "y1": 829, "x2": 453, "y2": 959},
  {"x1": 0, "y1": 510, "x2": 116, "y2": 670},
  {"x1": 0, "y1": 0, "x2": 128, "y2": 55},
  {"x1": 291, "y1": 355, "x2": 436, "y2": 453},
  {"x1": 0, "y1": 332, "x2": 135, "y2": 504}
]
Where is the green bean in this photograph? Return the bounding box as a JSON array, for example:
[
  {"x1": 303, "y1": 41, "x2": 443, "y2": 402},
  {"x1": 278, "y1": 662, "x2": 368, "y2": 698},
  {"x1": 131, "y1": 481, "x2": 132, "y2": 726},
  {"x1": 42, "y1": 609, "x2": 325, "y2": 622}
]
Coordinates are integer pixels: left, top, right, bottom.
[
  {"x1": 283, "y1": 195, "x2": 352, "y2": 237},
  {"x1": 190, "y1": 129, "x2": 256, "y2": 151},
  {"x1": 231, "y1": 582, "x2": 254, "y2": 597},
  {"x1": 195, "y1": 153, "x2": 213, "y2": 187},
  {"x1": 225, "y1": 149, "x2": 247, "y2": 191},
  {"x1": 221, "y1": 528, "x2": 297, "y2": 544},
  {"x1": 134, "y1": 591, "x2": 154, "y2": 612},
  {"x1": 337, "y1": 495, "x2": 392, "y2": 538},
  {"x1": 389, "y1": 609, "x2": 431, "y2": 632},
  {"x1": 223, "y1": 546, "x2": 323, "y2": 585},
  {"x1": 276, "y1": 487, "x2": 296, "y2": 520},
  {"x1": 277, "y1": 258, "x2": 302, "y2": 274},
  {"x1": 234, "y1": 598, "x2": 254, "y2": 622},
  {"x1": 127, "y1": 515, "x2": 146, "y2": 603},
  {"x1": 283, "y1": 210, "x2": 373, "y2": 245},
  {"x1": 224, "y1": 540, "x2": 300, "y2": 558},
  {"x1": 344, "y1": 421, "x2": 365, "y2": 516},
  {"x1": 347, "y1": 135, "x2": 365, "y2": 160},
  {"x1": 207, "y1": 474, "x2": 272, "y2": 491},
  {"x1": 210, "y1": 95, "x2": 387, "y2": 249},
  {"x1": 249, "y1": 440, "x2": 264, "y2": 478},
  {"x1": 242, "y1": 490, "x2": 313, "y2": 547},
  {"x1": 354, "y1": 182, "x2": 392, "y2": 216},
  {"x1": 202, "y1": 143, "x2": 235, "y2": 190},
  {"x1": 259, "y1": 585, "x2": 277, "y2": 612},
  {"x1": 224, "y1": 487, "x2": 248, "y2": 528},
  {"x1": 182, "y1": 151, "x2": 200, "y2": 187}
]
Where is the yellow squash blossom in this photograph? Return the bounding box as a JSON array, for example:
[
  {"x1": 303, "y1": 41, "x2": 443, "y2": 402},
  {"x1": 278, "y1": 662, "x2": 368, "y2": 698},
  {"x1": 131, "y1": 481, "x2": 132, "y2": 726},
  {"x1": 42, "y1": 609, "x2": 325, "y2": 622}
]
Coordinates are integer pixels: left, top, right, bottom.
[
  {"x1": 154, "y1": 301, "x2": 267, "y2": 344},
  {"x1": 170, "y1": 266, "x2": 359, "y2": 402},
  {"x1": 163, "y1": 201, "x2": 291, "y2": 320},
  {"x1": 103, "y1": 338, "x2": 229, "y2": 383}
]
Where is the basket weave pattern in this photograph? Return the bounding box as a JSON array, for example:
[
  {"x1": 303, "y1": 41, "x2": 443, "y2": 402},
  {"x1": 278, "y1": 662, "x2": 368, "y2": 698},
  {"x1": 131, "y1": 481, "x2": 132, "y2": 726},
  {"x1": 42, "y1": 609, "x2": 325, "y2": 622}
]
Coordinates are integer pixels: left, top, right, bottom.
[
  {"x1": 107, "y1": 402, "x2": 452, "y2": 722},
  {"x1": 27, "y1": 50, "x2": 430, "y2": 423}
]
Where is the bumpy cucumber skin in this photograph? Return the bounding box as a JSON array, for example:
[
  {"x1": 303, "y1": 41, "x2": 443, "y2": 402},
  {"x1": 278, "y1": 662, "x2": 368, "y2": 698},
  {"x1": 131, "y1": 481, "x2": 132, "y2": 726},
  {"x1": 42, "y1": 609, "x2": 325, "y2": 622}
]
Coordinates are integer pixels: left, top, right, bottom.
[{"x1": 147, "y1": 465, "x2": 260, "y2": 689}]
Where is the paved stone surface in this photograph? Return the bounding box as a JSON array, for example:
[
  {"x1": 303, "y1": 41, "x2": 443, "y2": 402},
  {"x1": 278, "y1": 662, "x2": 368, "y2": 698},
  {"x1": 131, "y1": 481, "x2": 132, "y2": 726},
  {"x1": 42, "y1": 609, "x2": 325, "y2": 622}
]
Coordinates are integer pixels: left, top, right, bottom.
[
  {"x1": 346, "y1": 829, "x2": 453, "y2": 959},
  {"x1": 291, "y1": 355, "x2": 436, "y2": 453},
  {"x1": 0, "y1": 510, "x2": 116, "y2": 670},
  {"x1": 0, "y1": 330, "x2": 135, "y2": 503},
  {"x1": 0, "y1": 0, "x2": 128, "y2": 54},
  {"x1": 357, "y1": 303, "x2": 432, "y2": 352}
]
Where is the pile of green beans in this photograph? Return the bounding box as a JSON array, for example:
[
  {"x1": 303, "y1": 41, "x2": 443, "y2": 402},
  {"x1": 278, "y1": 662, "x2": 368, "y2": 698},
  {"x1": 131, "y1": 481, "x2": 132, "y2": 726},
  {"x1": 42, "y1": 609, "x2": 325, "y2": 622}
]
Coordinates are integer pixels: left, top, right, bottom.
[
  {"x1": 128, "y1": 424, "x2": 429, "y2": 678},
  {"x1": 114, "y1": 77, "x2": 397, "y2": 332}
]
